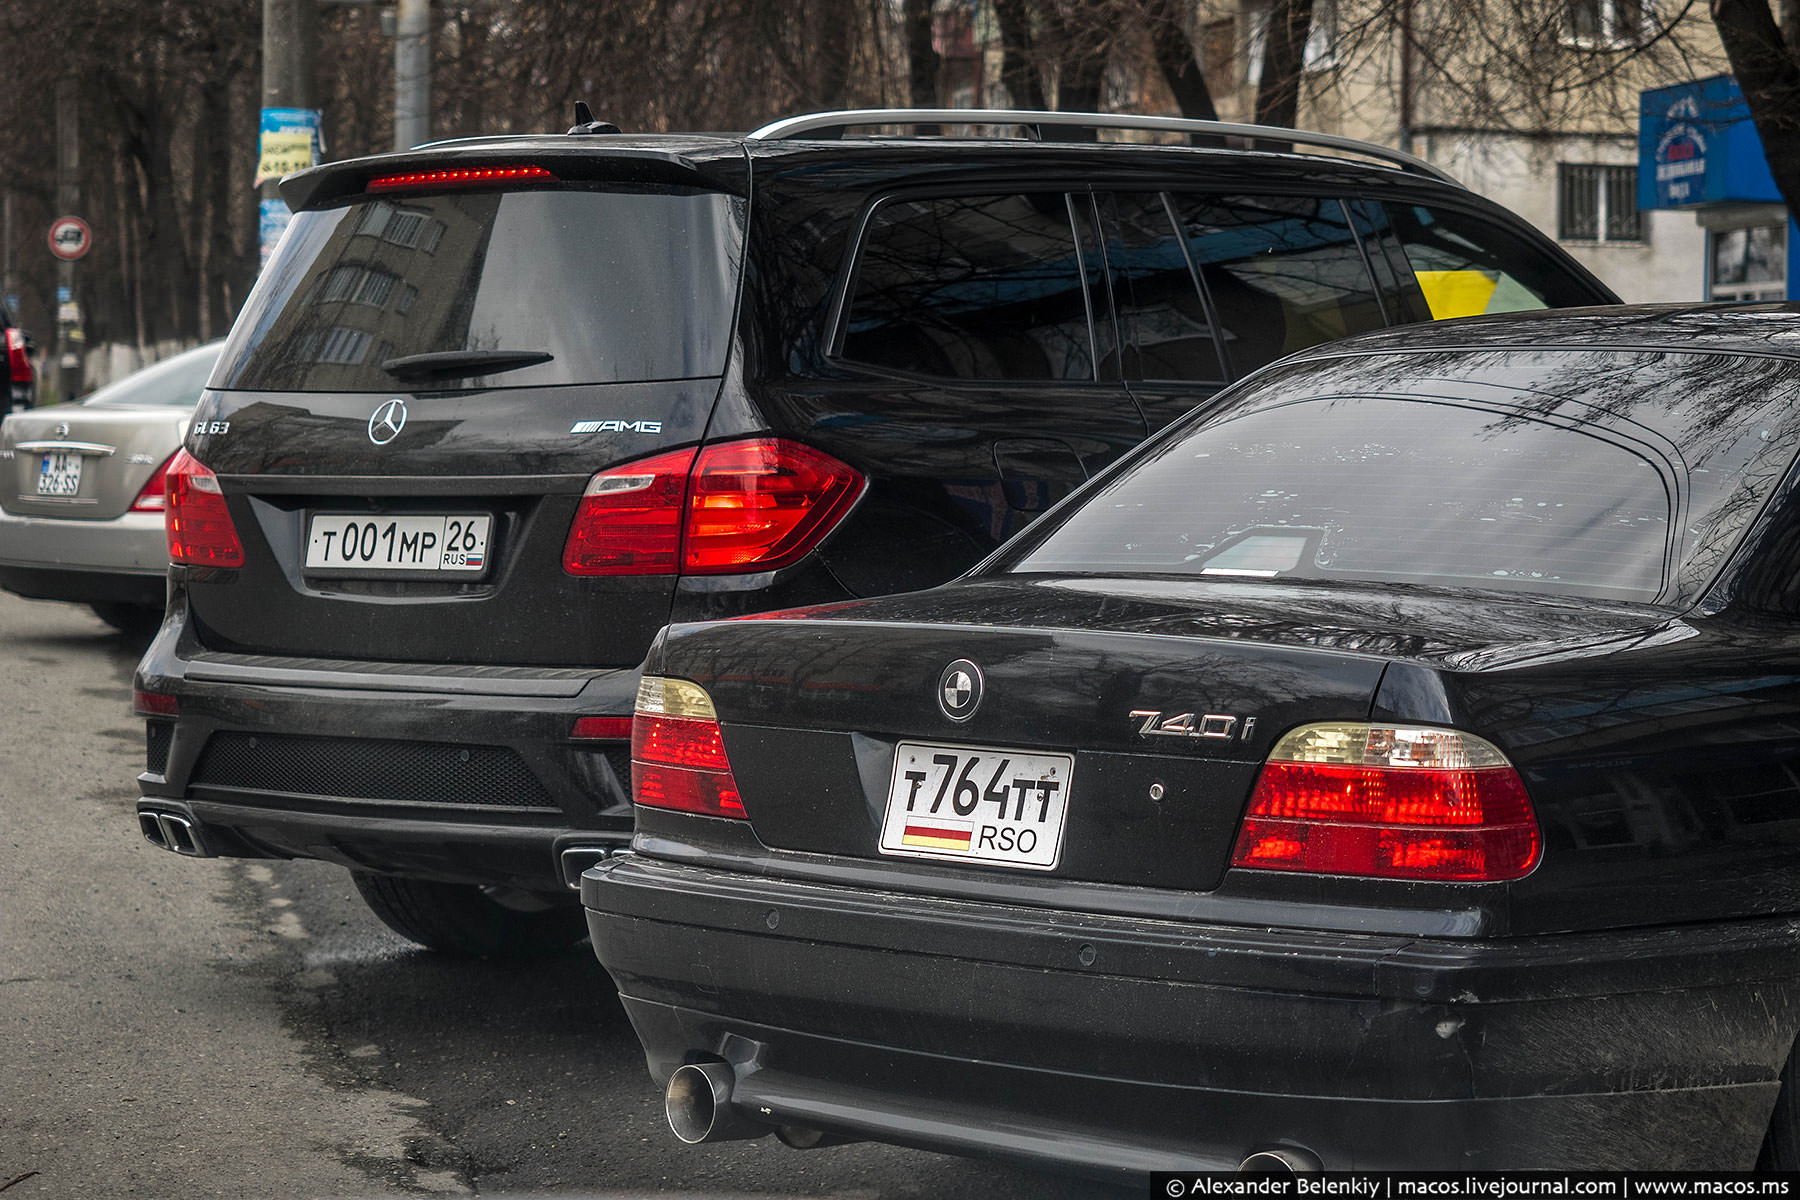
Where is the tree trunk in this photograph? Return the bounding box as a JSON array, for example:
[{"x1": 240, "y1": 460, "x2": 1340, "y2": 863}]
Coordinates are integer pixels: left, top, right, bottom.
[
  {"x1": 1712, "y1": 0, "x2": 1800, "y2": 224},
  {"x1": 903, "y1": 0, "x2": 940, "y2": 109},
  {"x1": 993, "y1": 0, "x2": 1048, "y2": 109},
  {"x1": 1254, "y1": 0, "x2": 1316, "y2": 130},
  {"x1": 1146, "y1": 0, "x2": 1219, "y2": 120}
]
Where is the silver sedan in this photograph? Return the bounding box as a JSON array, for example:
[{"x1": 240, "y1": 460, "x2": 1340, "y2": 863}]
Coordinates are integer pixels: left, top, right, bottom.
[{"x1": 0, "y1": 342, "x2": 222, "y2": 631}]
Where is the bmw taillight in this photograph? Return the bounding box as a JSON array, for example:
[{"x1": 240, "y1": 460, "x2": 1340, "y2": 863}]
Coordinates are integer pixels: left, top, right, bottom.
[
  {"x1": 5, "y1": 328, "x2": 30, "y2": 384},
  {"x1": 164, "y1": 449, "x2": 245, "y2": 567},
  {"x1": 130, "y1": 451, "x2": 178, "y2": 513},
  {"x1": 563, "y1": 438, "x2": 864, "y2": 577},
  {"x1": 1230, "y1": 723, "x2": 1540, "y2": 882},
  {"x1": 631, "y1": 676, "x2": 745, "y2": 819}
]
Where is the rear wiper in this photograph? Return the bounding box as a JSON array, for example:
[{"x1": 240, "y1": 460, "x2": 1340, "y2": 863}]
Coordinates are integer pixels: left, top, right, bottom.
[{"x1": 381, "y1": 349, "x2": 553, "y2": 381}]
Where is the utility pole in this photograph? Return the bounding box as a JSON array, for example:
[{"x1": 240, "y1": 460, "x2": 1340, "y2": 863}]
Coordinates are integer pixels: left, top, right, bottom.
[
  {"x1": 259, "y1": 0, "x2": 318, "y2": 267},
  {"x1": 394, "y1": 0, "x2": 431, "y2": 150},
  {"x1": 55, "y1": 79, "x2": 81, "y2": 401}
]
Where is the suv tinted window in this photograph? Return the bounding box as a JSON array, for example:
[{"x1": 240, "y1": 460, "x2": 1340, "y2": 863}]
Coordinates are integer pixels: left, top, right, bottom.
[
  {"x1": 1170, "y1": 194, "x2": 1385, "y2": 378},
  {"x1": 1383, "y1": 202, "x2": 1592, "y2": 319},
  {"x1": 215, "y1": 188, "x2": 744, "y2": 392},
  {"x1": 838, "y1": 193, "x2": 1098, "y2": 382},
  {"x1": 1009, "y1": 349, "x2": 1800, "y2": 604},
  {"x1": 1103, "y1": 192, "x2": 1227, "y2": 385}
]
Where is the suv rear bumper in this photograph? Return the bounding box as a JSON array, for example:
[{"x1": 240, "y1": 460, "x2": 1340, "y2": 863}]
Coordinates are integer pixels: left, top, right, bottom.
[
  {"x1": 136, "y1": 601, "x2": 639, "y2": 892},
  {"x1": 584, "y1": 853, "x2": 1800, "y2": 1175}
]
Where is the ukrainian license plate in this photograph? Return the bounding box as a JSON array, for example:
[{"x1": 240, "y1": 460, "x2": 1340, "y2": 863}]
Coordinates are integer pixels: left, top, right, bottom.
[
  {"x1": 304, "y1": 513, "x2": 491, "y2": 575},
  {"x1": 879, "y1": 742, "x2": 1073, "y2": 871},
  {"x1": 37, "y1": 452, "x2": 81, "y2": 497}
]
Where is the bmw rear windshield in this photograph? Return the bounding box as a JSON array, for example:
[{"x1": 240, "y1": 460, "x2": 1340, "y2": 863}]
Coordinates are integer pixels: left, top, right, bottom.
[
  {"x1": 213, "y1": 186, "x2": 745, "y2": 391},
  {"x1": 1004, "y1": 348, "x2": 1800, "y2": 605}
]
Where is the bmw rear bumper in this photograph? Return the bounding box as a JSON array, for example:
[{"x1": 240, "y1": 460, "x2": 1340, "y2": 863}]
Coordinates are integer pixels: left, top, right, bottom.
[{"x1": 584, "y1": 852, "x2": 1800, "y2": 1176}]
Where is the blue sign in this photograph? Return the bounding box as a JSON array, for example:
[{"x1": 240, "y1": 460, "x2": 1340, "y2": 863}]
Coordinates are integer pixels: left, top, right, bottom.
[
  {"x1": 259, "y1": 198, "x2": 294, "y2": 270},
  {"x1": 1639, "y1": 75, "x2": 1781, "y2": 210}
]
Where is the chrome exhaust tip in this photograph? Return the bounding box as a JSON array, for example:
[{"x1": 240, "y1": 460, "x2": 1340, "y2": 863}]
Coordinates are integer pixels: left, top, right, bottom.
[
  {"x1": 664, "y1": 1062, "x2": 769, "y2": 1144},
  {"x1": 137, "y1": 806, "x2": 210, "y2": 857},
  {"x1": 1239, "y1": 1147, "x2": 1323, "y2": 1174}
]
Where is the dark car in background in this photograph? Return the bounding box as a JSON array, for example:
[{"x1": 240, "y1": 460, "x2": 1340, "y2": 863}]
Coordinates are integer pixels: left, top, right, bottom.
[
  {"x1": 133, "y1": 107, "x2": 1617, "y2": 955},
  {"x1": 1, "y1": 342, "x2": 222, "y2": 631},
  {"x1": 586, "y1": 305, "x2": 1800, "y2": 1173}
]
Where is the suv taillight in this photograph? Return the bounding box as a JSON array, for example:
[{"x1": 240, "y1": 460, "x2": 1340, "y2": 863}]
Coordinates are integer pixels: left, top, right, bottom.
[
  {"x1": 6, "y1": 328, "x2": 31, "y2": 384},
  {"x1": 1230, "y1": 723, "x2": 1540, "y2": 882},
  {"x1": 165, "y1": 450, "x2": 245, "y2": 567},
  {"x1": 563, "y1": 438, "x2": 864, "y2": 577},
  {"x1": 130, "y1": 451, "x2": 178, "y2": 513},
  {"x1": 631, "y1": 676, "x2": 745, "y2": 819}
]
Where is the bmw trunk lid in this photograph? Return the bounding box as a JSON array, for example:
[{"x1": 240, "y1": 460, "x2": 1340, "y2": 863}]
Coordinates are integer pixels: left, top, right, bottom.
[
  {"x1": 183, "y1": 148, "x2": 748, "y2": 668},
  {"x1": 649, "y1": 576, "x2": 1671, "y2": 893}
]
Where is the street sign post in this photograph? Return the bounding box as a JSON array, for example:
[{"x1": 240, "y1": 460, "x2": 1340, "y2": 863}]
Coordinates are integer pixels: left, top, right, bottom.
[{"x1": 47, "y1": 216, "x2": 91, "y2": 261}]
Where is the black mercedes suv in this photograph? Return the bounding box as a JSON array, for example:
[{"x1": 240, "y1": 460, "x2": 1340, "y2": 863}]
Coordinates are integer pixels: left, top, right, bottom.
[{"x1": 133, "y1": 108, "x2": 1618, "y2": 954}]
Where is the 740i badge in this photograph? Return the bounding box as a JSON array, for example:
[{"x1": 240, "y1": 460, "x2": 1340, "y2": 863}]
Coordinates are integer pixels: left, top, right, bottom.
[{"x1": 1130, "y1": 710, "x2": 1257, "y2": 741}]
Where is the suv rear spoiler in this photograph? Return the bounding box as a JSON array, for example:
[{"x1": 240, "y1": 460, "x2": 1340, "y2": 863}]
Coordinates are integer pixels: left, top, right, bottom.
[
  {"x1": 748, "y1": 108, "x2": 1461, "y2": 187},
  {"x1": 278, "y1": 142, "x2": 735, "y2": 211}
]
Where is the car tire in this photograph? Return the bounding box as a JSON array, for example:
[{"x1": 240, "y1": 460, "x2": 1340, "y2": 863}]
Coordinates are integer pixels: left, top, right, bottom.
[
  {"x1": 350, "y1": 871, "x2": 589, "y2": 957},
  {"x1": 90, "y1": 602, "x2": 162, "y2": 635}
]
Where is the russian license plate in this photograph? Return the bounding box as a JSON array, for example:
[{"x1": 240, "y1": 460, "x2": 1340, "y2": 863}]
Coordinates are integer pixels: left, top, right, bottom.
[
  {"x1": 304, "y1": 513, "x2": 491, "y2": 575},
  {"x1": 879, "y1": 742, "x2": 1073, "y2": 871},
  {"x1": 37, "y1": 452, "x2": 81, "y2": 497}
]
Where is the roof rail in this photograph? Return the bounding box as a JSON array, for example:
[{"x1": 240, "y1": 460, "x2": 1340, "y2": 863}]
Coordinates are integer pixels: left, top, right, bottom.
[{"x1": 746, "y1": 108, "x2": 1459, "y2": 186}]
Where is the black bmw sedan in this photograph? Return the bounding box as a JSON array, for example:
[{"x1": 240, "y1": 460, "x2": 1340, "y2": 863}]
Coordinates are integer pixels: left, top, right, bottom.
[{"x1": 584, "y1": 304, "x2": 1800, "y2": 1174}]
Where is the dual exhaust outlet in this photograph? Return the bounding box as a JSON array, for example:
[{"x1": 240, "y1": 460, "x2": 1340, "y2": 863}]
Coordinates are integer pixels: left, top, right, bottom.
[
  {"x1": 138, "y1": 806, "x2": 209, "y2": 857},
  {"x1": 662, "y1": 1060, "x2": 1321, "y2": 1172}
]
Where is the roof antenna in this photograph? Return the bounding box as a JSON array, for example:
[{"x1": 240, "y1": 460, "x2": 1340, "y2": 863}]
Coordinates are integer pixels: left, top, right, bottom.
[{"x1": 568, "y1": 101, "x2": 621, "y2": 136}]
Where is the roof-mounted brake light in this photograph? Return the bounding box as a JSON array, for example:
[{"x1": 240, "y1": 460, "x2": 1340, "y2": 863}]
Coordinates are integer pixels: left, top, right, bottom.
[{"x1": 367, "y1": 165, "x2": 557, "y2": 192}]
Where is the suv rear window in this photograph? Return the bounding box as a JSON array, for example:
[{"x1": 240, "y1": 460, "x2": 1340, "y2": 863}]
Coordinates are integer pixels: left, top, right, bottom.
[
  {"x1": 215, "y1": 187, "x2": 744, "y2": 392},
  {"x1": 1007, "y1": 349, "x2": 1800, "y2": 604}
]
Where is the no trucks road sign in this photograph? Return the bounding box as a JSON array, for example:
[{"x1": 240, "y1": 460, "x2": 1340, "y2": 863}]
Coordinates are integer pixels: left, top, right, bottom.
[{"x1": 48, "y1": 216, "x2": 92, "y2": 261}]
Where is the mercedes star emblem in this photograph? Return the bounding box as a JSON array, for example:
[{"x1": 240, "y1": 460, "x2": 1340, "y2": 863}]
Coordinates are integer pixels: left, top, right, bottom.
[
  {"x1": 367, "y1": 398, "x2": 408, "y2": 445},
  {"x1": 937, "y1": 659, "x2": 984, "y2": 722},
  {"x1": 53, "y1": 422, "x2": 69, "y2": 438}
]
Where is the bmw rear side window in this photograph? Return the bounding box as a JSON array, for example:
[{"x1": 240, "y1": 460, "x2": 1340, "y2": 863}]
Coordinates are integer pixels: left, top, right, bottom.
[
  {"x1": 214, "y1": 187, "x2": 745, "y2": 391},
  {"x1": 1006, "y1": 349, "x2": 1800, "y2": 605}
]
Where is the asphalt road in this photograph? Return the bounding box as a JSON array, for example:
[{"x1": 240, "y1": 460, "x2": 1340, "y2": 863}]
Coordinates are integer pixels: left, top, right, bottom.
[{"x1": 0, "y1": 590, "x2": 1136, "y2": 1199}]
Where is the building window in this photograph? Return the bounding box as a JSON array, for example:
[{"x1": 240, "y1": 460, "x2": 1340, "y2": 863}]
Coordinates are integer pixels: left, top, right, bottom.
[
  {"x1": 1566, "y1": 0, "x2": 1650, "y2": 47},
  {"x1": 1557, "y1": 164, "x2": 1643, "y2": 243},
  {"x1": 1710, "y1": 224, "x2": 1787, "y2": 302}
]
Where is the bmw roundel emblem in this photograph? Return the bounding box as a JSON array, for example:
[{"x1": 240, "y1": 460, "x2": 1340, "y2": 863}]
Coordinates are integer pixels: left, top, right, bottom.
[
  {"x1": 367, "y1": 398, "x2": 408, "y2": 445},
  {"x1": 937, "y1": 659, "x2": 984, "y2": 722}
]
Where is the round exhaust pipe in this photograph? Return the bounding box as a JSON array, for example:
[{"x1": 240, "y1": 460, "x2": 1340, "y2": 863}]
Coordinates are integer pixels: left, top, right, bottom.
[
  {"x1": 1239, "y1": 1147, "x2": 1323, "y2": 1174},
  {"x1": 664, "y1": 1062, "x2": 770, "y2": 1144}
]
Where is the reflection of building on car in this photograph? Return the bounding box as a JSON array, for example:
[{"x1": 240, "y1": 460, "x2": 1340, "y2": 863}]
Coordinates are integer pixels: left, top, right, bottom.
[
  {"x1": 0, "y1": 343, "x2": 222, "y2": 630},
  {"x1": 131, "y1": 107, "x2": 1615, "y2": 957},
  {"x1": 587, "y1": 304, "x2": 1800, "y2": 1173}
]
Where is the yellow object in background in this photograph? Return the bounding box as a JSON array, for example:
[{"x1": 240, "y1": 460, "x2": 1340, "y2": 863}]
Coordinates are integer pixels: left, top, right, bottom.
[{"x1": 1415, "y1": 270, "x2": 1501, "y2": 319}]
